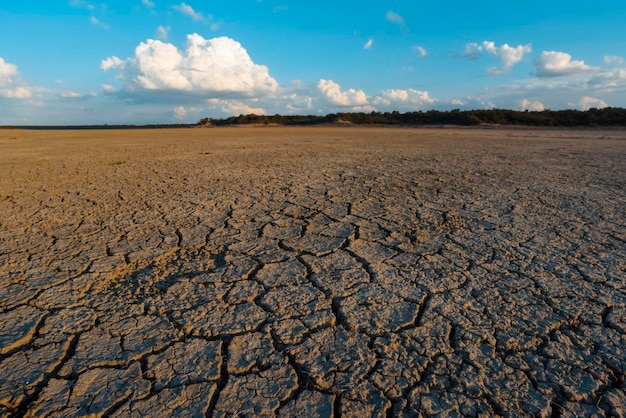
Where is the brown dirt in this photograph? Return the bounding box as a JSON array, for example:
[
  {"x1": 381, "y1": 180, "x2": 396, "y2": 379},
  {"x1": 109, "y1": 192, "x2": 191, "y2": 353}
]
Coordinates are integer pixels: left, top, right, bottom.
[{"x1": 1, "y1": 127, "x2": 625, "y2": 416}]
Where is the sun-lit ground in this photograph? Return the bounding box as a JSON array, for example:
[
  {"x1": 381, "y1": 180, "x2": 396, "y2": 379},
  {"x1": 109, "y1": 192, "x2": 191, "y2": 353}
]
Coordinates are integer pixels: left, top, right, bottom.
[{"x1": 1, "y1": 127, "x2": 625, "y2": 416}]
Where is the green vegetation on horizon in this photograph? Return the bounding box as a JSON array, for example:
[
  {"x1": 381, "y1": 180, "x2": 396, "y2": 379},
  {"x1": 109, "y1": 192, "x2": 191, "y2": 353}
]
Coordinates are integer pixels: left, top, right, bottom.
[{"x1": 199, "y1": 107, "x2": 626, "y2": 127}]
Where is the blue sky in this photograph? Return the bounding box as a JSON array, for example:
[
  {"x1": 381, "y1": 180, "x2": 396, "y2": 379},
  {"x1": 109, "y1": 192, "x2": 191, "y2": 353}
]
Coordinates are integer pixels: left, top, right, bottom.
[{"x1": 1, "y1": 0, "x2": 625, "y2": 124}]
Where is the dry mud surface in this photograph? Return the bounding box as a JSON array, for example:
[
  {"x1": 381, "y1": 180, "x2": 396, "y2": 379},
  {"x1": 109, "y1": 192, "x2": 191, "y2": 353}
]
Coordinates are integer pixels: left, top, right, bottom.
[{"x1": 0, "y1": 127, "x2": 625, "y2": 417}]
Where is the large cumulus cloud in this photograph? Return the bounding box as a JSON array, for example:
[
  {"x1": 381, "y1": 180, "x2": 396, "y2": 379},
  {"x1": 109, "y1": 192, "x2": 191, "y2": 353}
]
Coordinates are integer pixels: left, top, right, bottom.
[{"x1": 101, "y1": 34, "x2": 278, "y2": 99}]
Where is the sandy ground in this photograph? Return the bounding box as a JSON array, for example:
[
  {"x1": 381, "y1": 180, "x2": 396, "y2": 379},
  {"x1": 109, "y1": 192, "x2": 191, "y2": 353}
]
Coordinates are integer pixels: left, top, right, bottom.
[{"x1": 0, "y1": 126, "x2": 625, "y2": 417}]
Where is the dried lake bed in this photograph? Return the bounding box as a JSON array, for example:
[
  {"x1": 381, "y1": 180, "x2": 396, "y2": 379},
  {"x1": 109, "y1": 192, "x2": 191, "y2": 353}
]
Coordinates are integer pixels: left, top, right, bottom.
[{"x1": 0, "y1": 126, "x2": 625, "y2": 417}]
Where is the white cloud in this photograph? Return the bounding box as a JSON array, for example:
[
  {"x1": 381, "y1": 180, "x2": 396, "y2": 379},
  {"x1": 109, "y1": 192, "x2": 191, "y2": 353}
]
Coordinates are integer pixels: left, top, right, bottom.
[
  {"x1": 364, "y1": 39, "x2": 373, "y2": 50},
  {"x1": 174, "y1": 105, "x2": 186, "y2": 118},
  {"x1": 483, "y1": 42, "x2": 532, "y2": 75},
  {"x1": 413, "y1": 46, "x2": 428, "y2": 58},
  {"x1": 463, "y1": 43, "x2": 483, "y2": 59},
  {"x1": 90, "y1": 16, "x2": 109, "y2": 29},
  {"x1": 60, "y1": 91, "x2": 83, "y2": 98},
  {"x1": 458, "y1": 67, "x2": 625, "y2": 112},
  {"x1": 591, "y1": 68, "x2": 626, "y2": 84},
  {"x1": 372, "y1": 88, "x2": 435, "y2": 110},
  {"x1": 604, "y1": 55, "x2": 624, "y2": 65},
  {"x1": 589, "y1": 68, "x2": 626, "y2": 90},
  {"x1": 1, "y1": 86, "x2": 31, "y2": 99},
  {"x1": 535, "y1": 51, "x2": 598, "y2": 77},
  {"x1": 101, "y1": 34, "x2": 278, "y2": 98},
  {"x1": 520, "y1": 99, "x2": 545, "y2": 111},
  {"x1": 284, "y1": 94, "x2": 313, "y2": 113},
  {"x1": 464, "y1": 41, "x2": 531, "y2": 75},
  {"x1": 173, "y1": 2, "x2": 203, "y2": 21},
  {"x1": 207, "y1": 98, "x2": 266, "y2": 115},
  {"x1": 269, "y1": 86, "x2": 314, "y2": 114},
  {"x1": 0, "y1": 57, "x2": 32, "y2": 99},
  {"x1": 446, "y1": 96, "x2": 495, "y2": 109},
  {"x1": 157, "y1": 25, "x2": 169, "y2": 40},
  {"x1": 58, "y1": 91, "x2": 97, "y2": 99},
  {"x1": 100, "y1": 56, "x2": 124, "y2": 71},
  {"x1": 386, "y1": 11, "x2": 408, "y2": 32},
  {"x1": 578, "y1": 96, "x2": 608, "y2": 110},
  {"x1": 0, "y1": 58, "x2": 18, "y2": 83},
  {"x1": 69, "y1": 0, "x2": 95, "y2": 11},
  {"x1": 102, "y1": 84, "x2": 118, "y2": 93},
  {"x1": 317, "y1": 79, "x2": 368, "y2": 106},
  {"x1": 142, "y1": 0, "x2": 155, "y2": 8}
]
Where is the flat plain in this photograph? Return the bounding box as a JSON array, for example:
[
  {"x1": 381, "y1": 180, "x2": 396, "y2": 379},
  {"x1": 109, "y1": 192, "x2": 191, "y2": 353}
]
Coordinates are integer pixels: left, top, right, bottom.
[{"x1": 0, "y1": 126, "x2": 625, "y2": 417}]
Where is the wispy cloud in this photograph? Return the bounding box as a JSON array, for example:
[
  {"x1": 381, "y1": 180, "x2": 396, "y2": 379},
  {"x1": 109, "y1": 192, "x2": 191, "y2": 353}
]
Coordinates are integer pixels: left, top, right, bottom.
[
  {"x1": 59, "y1": 91, "x2": 83, "y2": 98},
  {"x1": 90, "y1": 16, "x2": 109, "y2": 29},
  {"x1": 464, "y1": 41, "x2": 531, "y2": 75},
  {"x1": 69, "y1": 0, "x2": 108, "y2": 29},
  {"x1": 173, "y1": 2, "x2": 203, "y2": 21},
  {"x1": 141, "y1": 0, "x2": 155, "y2": 8},
  {"x1": 459, "y1": 65, "x2": 621, "y2": 113},
  {"x1": 59, "y1": 90, "x2": 97, "y2": 99},
  {"x1": 208, "y1": 98, "x2": 266, "y2": 115},
  {"x1": 589, "y1": 68, "x2": 626, "y2": 91},
  {"x1": 157, "y1": 25, "x2": 169, "y2": 40},
  {"x1": 364, "y1": 38, "x2": 373, "y2": 50},
  {"x1": 101, "y1": 84, "x2": 118, "y2": 93},
  {"x1": 386, "y1": 11, "x2": 408, "y2": 33},
  {"x1": 604, "y1": 55, "x2": 624, "y2": 66},
  {"x1": 68, "y1": 0, "x2": 95, "y2": 11},
  {"x1": 413, "y1": 45, "x2": 428, "y2": 58}
]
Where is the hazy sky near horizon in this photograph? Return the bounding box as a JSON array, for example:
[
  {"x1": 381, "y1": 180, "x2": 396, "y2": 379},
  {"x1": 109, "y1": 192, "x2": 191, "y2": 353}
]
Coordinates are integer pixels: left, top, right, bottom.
[{"x1": 1, "y1": 1, "x2": 625, "y2": 124}]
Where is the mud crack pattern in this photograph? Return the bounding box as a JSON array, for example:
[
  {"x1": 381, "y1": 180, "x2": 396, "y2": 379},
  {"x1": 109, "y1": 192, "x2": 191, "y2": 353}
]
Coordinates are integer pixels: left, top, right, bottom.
[{"x1": 1, "y1": 127, "x2": 625, "y2": 417}]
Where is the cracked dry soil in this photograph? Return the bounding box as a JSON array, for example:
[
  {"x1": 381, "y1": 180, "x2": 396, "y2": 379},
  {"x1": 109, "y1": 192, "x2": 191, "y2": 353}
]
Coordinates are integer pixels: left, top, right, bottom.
[{"x1": 0, "y1": 127, "x2": 625, "y2": 417}]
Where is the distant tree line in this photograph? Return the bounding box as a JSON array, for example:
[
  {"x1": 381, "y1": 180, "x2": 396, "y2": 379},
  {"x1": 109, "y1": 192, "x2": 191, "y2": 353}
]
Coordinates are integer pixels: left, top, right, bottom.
[
  {"x1": 198, "y1": 107, "x2": 626, "y2": 127},
  {"x1": 16, "y1": 123, "x2": 192, "y2": 130}
]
